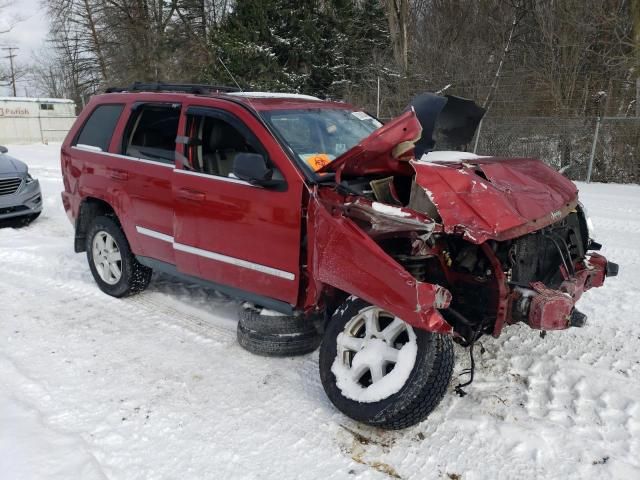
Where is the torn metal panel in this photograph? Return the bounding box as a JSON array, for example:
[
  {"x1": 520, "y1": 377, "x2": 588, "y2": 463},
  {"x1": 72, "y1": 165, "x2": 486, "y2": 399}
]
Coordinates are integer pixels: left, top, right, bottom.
[
  {"x1": 411, "y1": 157, "x2": 579, "y2": 243},
  {"x1": 307, "y1": 194, "x2": 452, "y2": 334},
  {"x1": 318, "y1": 110, "x2": 422, "y2": 178},
  {"x1": 342, "y1": 197, "x2": 438, "y2": 235}
]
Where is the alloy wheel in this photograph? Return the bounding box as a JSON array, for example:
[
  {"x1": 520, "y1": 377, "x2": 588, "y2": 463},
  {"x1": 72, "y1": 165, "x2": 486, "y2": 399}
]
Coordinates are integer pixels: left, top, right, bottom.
[
  {"x1": 334, "y1": 306, "x2": 417, "y2": 402},
  {"x1": 91, "y1": 230, "x2": 122, "y2": 285}
]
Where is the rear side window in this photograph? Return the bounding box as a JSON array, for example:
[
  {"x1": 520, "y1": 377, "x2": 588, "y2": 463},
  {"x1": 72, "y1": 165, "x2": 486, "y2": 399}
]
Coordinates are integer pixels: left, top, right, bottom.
[
  {"x1": 124, "y1": 104, "x2": 180, "y2": 164},
  {"x1": 75, "y1": 104, "x2": 124, "y2": 151}
]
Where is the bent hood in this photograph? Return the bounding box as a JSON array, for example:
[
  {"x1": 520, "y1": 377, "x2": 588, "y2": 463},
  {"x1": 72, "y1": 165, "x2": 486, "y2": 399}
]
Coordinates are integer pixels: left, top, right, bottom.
[
  {"x1": 411, "y1": 154, "x2": 578, "y2": 243},
  {"x1": 320, "y1": 96, "x2": 578, "y2": 243},
  {"x1": 319, "y1": 110, "x2": 422, "y2": 177}
]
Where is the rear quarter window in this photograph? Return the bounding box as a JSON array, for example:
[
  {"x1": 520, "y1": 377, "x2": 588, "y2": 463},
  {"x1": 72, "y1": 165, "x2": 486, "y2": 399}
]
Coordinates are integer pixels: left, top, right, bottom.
[{"x1": 75, "y1": 104, "x2": 124, "y2": 151}]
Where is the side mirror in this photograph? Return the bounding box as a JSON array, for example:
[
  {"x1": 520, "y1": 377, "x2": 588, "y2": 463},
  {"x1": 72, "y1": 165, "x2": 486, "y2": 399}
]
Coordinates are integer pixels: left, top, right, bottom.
[
  {"x1": 0, "y1": 146, "x2": 7, "y2": 154},
  {"x1": 233, "y1": 153, "x2": 284, "y2": 188}
]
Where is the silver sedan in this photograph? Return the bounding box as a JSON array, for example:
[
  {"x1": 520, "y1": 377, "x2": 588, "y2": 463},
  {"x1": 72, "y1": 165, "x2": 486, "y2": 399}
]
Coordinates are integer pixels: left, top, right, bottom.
[{"x1": 0, "y1": 145, "x2": 42, "y2": 224}]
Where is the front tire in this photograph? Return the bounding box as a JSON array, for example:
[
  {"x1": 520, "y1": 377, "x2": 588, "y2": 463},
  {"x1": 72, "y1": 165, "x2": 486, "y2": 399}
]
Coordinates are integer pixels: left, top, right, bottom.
[
  {"x1": 319, "y1": 297, "x2": 454, "y2": 430},
  {"x1": 86, "y1": 216, "x2": 152, "y2": 297}
]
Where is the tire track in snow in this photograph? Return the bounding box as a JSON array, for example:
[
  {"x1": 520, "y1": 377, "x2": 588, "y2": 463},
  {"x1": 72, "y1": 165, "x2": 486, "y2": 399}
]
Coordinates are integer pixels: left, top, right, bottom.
[{"x1": 0, "y1": 260, "x2": 236, "y2": 347}]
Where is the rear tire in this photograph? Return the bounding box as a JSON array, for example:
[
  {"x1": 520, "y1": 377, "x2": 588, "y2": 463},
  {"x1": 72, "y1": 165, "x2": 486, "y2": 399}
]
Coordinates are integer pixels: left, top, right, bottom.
[
  {"x1": 319, "y1": 297, "x2": 454, "y2": 429},
  {"x1": 237, "y1": 306, "x2": 321, "y2": 357},
  {"x1": 86, "y1": 215, "x2": 152, "y2": 297}
]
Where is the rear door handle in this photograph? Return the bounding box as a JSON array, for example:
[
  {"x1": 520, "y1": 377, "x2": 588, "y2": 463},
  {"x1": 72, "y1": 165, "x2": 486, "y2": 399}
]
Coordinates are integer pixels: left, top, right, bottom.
[
  {"x1": 177, "y1": 188, "x2": 205, "y2": 201},
  {"x1": 108, "y1": 169, "x2": 129, "y2": 181}
]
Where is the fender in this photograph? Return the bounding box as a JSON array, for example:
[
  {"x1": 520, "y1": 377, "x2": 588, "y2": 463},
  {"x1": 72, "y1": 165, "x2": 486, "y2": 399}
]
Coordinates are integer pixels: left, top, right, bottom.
[{"x1": 307, "y1": 192, "x2": 453, "y2": 334}]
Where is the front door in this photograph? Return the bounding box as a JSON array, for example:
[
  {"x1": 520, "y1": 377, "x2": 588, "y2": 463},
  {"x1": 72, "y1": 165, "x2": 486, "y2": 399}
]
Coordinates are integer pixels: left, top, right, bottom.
[{"x1": 172, "y1": 103, "x2": 304, "y2": 306}]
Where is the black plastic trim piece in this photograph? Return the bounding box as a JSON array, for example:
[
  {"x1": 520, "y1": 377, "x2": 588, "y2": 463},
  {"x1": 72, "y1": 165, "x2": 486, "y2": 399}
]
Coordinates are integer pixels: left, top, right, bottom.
[
  {"x1": 106, "y1": 82, "x2": 240, "y2": 94},
  {"x1": 135, "y1": 255, "x2": 295, "y2": 315}
]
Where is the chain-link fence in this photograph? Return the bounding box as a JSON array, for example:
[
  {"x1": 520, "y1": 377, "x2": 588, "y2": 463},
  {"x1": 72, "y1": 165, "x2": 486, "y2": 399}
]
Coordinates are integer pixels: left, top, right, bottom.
[
  {"x1": 348, "y1": 71, "x2": 639, "y2": 184},
  {"x1": 377, "y1": 114, "x2": 639, "y2": 183},
  {"x1": 473, "y1": 117, "x2": 640, "y2": 184}
]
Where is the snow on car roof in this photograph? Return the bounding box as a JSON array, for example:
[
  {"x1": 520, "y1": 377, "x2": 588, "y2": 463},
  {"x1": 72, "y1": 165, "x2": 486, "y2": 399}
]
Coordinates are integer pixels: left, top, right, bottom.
[{"x1": 228, "y1": 91, "x2": 321, "y2": 101}]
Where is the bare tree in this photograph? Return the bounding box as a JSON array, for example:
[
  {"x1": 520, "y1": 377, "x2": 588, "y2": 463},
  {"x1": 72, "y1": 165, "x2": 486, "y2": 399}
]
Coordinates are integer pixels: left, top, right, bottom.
[
  {"x1": 0, "y1": 0, "x2": 17, "y2": 35},
  {"x1": 384, "y1": 0, "x2": 408, "y2": 73}
]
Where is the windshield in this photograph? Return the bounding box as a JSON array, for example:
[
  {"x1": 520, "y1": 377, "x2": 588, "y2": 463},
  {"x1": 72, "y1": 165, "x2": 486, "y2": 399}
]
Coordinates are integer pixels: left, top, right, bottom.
[{"x1": 261, "y1": 108, "x2": 382, "y2": 172}]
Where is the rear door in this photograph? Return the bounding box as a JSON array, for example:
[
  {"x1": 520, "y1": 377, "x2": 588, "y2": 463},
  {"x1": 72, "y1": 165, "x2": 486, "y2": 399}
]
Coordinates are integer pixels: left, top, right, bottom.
[
  {"x1": 172, "y1": 101, "x2": 305, "y2": 306},
  {"x1": 115, "y1": 102, "x2": 180, "y2": 264},
  {"x1": 69, "y1": 101, "x2": 180, "y2": 264}
]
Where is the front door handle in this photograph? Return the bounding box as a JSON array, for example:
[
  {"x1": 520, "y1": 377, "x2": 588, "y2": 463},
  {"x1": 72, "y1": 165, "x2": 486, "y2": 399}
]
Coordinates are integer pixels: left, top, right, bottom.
[
  {"x1": 108, "y1": 169, "x2": 129, "y2": 181},
  {"x1": 177, "y1": 188, "x2": 205, "y2": 202}
]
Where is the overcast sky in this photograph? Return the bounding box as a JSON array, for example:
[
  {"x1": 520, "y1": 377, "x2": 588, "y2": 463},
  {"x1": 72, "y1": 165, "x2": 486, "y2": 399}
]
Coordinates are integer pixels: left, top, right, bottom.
[{"x1": 1, "y1": 0, "x2": 48, "y2": 96}]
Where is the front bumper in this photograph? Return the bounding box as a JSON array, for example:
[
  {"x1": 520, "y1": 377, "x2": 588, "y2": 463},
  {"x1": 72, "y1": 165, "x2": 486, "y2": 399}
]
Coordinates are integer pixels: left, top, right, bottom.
[
  {"x1": 517, "y1": 253, "x2": 617, "y2": 331},
  {"x1": 0, "y1": 178, "x2": 43, "y2": 220}
]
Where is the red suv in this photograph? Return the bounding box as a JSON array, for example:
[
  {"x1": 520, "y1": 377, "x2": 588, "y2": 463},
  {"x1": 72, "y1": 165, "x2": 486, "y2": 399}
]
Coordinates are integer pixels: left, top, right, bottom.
[{"x1": 61, "y1": 83, "x2": 617, "y2": 429}]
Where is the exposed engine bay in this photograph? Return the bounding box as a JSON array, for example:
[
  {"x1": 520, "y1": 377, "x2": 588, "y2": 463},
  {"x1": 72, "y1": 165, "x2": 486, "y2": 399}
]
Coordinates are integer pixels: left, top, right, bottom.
[
  {"x1": 326, "y1": 167, "x2": 604, "y2": 345},
  {"x1": 310, "y1": 92, "x2": 616, "y2": 356}
]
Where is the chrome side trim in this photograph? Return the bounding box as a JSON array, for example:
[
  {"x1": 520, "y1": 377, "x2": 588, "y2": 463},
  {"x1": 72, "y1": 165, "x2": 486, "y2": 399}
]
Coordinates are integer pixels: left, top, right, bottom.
[
  {"x1": 76, "y1": 143, "x2": 103, "y2": 152},
  {"x1": 135, "y1": 225, "x2": 295, "y2": 281},
  {"x1": 136, "y1": 226, "x2": 174, "y2": 243},
  {"x1": 173, "y1": 168, "x2": 254, "y2": 186},
  {"x1": 173, "y1": 242, "x2": 295, "y2": 280},
  {"x1": 71, "y1": 146, "x2": 174, "y2": 168}
]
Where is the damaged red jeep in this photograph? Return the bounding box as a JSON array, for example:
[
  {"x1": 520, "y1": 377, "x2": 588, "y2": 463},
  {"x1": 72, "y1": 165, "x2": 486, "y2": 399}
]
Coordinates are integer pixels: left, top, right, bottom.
[{"x1": 61, "y1": 83, "x2": 617, "y2": 430}]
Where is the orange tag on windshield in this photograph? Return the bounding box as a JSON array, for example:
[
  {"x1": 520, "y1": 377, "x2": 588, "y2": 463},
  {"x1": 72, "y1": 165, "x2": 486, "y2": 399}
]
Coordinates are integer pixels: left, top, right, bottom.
[{"x1": 306, "y1": 154, "x2": 331, "y2": 171}]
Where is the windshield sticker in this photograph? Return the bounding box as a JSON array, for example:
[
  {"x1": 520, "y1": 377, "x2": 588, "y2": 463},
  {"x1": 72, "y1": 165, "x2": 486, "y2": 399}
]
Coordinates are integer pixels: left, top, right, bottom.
[
  {"x1": 351, "y1": 111, "x2": 382, "y2": 127},
  {"x1": 302, "y1": 153, "x2": 333, "y2": 171}
]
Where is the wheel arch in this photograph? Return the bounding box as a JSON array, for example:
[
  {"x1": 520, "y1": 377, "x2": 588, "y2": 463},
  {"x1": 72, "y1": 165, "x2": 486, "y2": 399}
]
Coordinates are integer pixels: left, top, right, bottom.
[
  {"x1": 308, "y1": 195, "x2": 453, "y2": 334},
  {"x1": 74, "y1": 197, "x2": 118, "y2": 253}
]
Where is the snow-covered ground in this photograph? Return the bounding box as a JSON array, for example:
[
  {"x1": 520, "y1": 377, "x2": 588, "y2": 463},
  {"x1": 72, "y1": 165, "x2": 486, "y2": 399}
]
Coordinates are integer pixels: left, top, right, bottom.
[{"x1": 1, "y1": 144, "x2": 639, "y2": 480}]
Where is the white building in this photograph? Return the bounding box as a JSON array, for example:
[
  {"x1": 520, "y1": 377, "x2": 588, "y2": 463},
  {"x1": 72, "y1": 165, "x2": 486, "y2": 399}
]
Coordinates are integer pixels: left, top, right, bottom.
[{"x1": 0, "y1": 97, "x2": 77, "y2": 144}]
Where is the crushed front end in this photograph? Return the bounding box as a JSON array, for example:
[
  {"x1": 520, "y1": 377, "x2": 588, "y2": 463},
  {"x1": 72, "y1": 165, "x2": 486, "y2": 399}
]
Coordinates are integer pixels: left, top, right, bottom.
[
  {"x1": 436, "y1": 206, "x2": 619, "y2": 341},
  {"x1": 307, "y1": 103, "x2": 617, "y2": 345}
]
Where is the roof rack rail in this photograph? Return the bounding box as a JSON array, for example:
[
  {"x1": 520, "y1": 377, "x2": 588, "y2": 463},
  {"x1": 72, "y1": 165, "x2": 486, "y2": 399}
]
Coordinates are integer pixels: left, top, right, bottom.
[{"x1": 104, "y1": 82, "x2": 241, "y2": 94}]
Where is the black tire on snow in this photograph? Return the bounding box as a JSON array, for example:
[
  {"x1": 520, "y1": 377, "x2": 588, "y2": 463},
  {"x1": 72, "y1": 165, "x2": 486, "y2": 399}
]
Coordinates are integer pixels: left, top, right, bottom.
[
  {"x1": 237, "y1": 307, "x2": 321, "y2": 357},
  {"x1": 20, "y1": 212, "x2": 41, "y2": 226},
  {"x1": 319, "y1": 296, "x2": 454, "y2": 430},
  {"x1": 1, "y1": 212, "x2": 40, "y2": 228},
  {"x1": 86, "y1": 215, "x2": 152, "y2": 297}
]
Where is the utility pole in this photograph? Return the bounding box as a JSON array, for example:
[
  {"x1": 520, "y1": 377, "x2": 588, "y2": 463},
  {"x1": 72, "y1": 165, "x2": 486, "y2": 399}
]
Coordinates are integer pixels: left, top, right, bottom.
[
  {"x1": 636, "y1": 77, "x2": 639, "y2": 117},
  {"x1": 1, "y1": 46, "x2": 18, "y2": 96}
]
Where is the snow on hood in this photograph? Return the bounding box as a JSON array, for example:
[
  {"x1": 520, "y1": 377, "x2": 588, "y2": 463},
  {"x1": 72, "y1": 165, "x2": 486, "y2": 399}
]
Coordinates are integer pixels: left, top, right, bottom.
[{"x1": 419, "y1": 151, "x2": 489, "y2": 163}]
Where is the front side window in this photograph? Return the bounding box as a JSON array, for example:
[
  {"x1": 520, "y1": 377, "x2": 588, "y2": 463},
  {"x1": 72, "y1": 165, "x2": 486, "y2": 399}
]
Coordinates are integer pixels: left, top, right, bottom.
[
  {"x1": 261, "y1": 108, "x2": 381, "y2": 172},
  {"x1": 124, "y1": 104, "x2": 180, "y2": 163},
  {"x1": 185, "y1": 115, "x2": 257, "y2": 177},
  {"x1": 184, "y1": 112, "x2": 284, "y2": 182},
  {"x1": 75, "y1": 104, "x2": 124, "y2": 151}
]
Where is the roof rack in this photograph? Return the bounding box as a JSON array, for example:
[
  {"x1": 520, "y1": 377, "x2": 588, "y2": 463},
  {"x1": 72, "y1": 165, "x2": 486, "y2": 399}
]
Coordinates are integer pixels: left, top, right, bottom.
[{"x1": 104, "y1": 82, "x2": 241, "y2": 94}]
